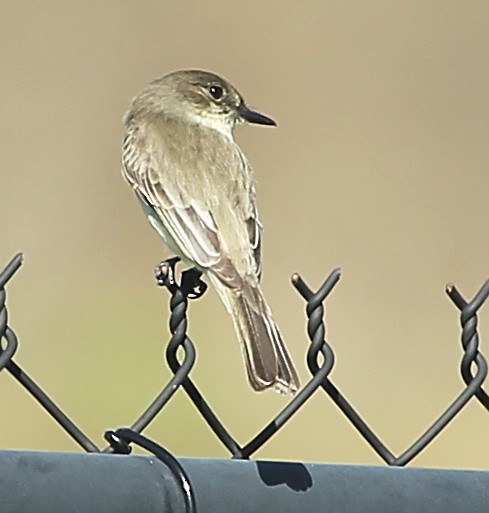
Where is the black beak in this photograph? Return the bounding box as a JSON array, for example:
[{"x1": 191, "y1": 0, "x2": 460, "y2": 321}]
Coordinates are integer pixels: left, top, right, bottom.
[{"x1": 237, "y1": 104, "x2": 276, "y2": 126}]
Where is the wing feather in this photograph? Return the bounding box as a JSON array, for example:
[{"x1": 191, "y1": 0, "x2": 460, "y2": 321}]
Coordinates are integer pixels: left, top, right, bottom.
[{"x1": 246, "y1": 210, "x2": 262, "y2": 280}]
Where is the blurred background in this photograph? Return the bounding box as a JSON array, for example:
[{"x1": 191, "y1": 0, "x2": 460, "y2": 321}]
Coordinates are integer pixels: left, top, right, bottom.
[{"x1": 1, "y1": 1, "x2": 488, "y2": 468}]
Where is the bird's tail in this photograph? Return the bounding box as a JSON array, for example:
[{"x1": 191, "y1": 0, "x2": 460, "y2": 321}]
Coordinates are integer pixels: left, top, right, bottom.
[{"x1": 209, "y1": 276, "x2": 300, "y2": 395}]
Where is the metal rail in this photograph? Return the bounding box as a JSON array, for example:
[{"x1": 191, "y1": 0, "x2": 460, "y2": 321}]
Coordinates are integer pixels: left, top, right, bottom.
[{"x1": 0, "y1": 448, "x2": 488, "y2": 513}]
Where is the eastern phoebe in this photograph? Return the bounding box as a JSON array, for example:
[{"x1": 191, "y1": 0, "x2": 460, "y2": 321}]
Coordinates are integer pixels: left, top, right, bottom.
[{"x1": 122, "y1": 69, "x2": 299, "y2": 395}]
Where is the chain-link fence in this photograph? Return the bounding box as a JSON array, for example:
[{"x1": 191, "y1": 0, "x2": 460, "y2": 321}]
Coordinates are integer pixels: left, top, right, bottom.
[{"x1": 1, "y1": 252, "x2": 488, "y2": 464}]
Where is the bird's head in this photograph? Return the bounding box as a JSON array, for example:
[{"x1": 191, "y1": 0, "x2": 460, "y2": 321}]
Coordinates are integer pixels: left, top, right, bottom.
[{"x1": 125, "y1": 69, "x2": 276, "y2": 138}]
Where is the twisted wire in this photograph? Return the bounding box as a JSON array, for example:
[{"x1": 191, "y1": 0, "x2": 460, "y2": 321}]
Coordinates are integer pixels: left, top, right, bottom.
[
  {"x1": 164, "y1": 282, "x2": 243, "y2": 457},
  {"x1": 0, "y1": 254, "x2": 22, "y2": 370},
  {"x1": 447, "y1": 280, "x2": 489, "y2": 409}
]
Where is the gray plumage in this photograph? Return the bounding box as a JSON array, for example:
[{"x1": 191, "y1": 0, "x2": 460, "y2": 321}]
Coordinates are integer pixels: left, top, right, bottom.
[{"x1": 122, "y1": 70, "x2": 299, "y2": 395}]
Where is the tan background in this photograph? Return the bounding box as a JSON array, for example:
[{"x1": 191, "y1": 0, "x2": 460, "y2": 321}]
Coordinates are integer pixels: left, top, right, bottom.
[{"x1": 1, "y1": 1, "x2": 488, "y2": 468}]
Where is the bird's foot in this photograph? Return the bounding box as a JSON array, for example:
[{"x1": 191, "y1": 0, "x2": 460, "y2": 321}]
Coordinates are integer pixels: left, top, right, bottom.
[
  {"x1": 154, "y1": 257, "x2": 181, "y2": 293},
  {"x1": 154, "y1": 257, "x2": 207, "y2": 299},
  {"x1": 181, "y1": 268, "x2": 208, "y2": 299}
]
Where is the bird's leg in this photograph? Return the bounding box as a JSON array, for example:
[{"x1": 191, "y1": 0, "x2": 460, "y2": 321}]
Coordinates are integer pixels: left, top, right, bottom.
[
  {"x1": 154, "y1": 256, "x2": 181, "y2": 293},
  {"x1": 181, "y1": 268, "x2": 208, "y2": 299}
]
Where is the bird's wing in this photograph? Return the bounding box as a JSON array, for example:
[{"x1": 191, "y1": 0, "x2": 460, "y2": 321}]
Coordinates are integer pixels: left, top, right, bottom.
[
  {"x1": 246, "y1": 208, "x2": 262, "y2": 281},
  {"x1": 122, "y1": 122, "x2": 260, "y2": 288}
]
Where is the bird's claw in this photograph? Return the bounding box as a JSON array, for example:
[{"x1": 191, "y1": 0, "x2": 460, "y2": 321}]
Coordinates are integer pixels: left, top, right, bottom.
[
  {"x1": 154, "y1": 257, "x2": 207, "y2": 299},
  {"x1": 155, "y1": 257, "x2": 181, "y2": 293},
  {"x1": 181, "y1": 268, "x2": 208, "y2": 299}
]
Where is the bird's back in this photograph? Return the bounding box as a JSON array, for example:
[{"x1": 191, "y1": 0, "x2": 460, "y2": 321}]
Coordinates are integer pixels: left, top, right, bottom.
[{"x1": 123, "y1": 114, "x2": 261, "y2": 281}]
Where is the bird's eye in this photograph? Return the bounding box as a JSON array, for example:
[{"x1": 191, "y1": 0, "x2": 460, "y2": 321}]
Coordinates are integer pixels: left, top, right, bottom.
[{"x1": 208, "y1": 85, "x2": 224, "y2": 100}]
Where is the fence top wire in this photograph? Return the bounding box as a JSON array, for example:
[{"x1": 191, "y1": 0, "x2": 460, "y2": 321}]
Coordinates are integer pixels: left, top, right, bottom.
[{"x1": 0, "y1": 252, "x2": 488, "y2": 466}]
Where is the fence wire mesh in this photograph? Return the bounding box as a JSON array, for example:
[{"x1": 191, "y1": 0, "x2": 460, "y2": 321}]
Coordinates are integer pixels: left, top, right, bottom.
[{"x1": 0, "y1": 252, "x2": 488, "y2": 464}]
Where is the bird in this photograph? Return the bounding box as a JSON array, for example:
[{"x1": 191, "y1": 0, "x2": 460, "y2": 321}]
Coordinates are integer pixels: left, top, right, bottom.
[{"x1": 121, "y1": 69, "x2": 300, "y2": 395}]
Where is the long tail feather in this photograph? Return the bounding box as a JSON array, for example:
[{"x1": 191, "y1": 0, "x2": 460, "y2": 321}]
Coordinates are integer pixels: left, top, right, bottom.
[{"x1": 210, "y1": 276, "x2": 300, "y2": 395}]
